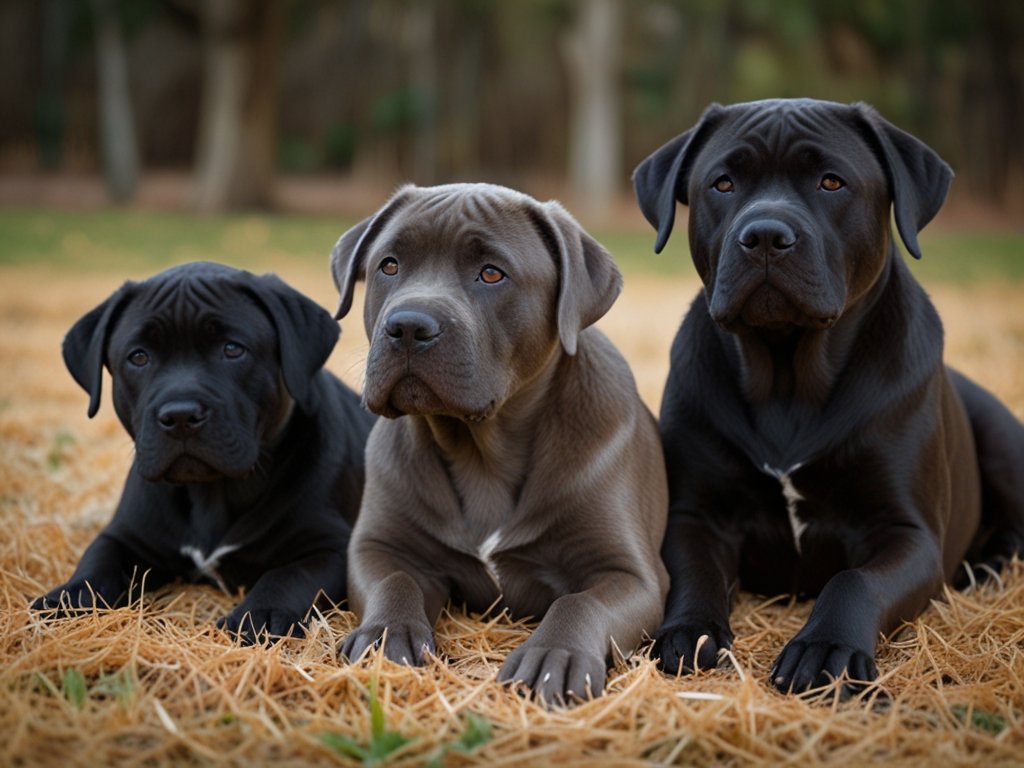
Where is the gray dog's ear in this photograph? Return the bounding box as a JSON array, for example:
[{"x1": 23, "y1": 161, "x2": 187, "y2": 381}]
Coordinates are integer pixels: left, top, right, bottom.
[
  {"x1": 532, "y1": 201, "x2": 622, "y2": 356},
  {"x1": 632, "y1": 103, "x2": 725, "y2": 254},
  {"x1": 62, "y1": 284, "x2": 134, "y2": 418},
  {"x1": 246, "y1": 274, "x2": 339, "y2": 414},
  {"x1": 852, "y1": 103, "x2": 953, "y2": 260},
  {"x1": 330, "y1": 187, "x2": 415, "y2": 319}
]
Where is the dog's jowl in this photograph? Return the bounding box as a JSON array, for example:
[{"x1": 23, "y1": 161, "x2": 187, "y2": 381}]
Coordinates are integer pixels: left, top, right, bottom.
[
  {"x1": 633, "y1": 99, "x2": 1024, "y2": 696},
  {"x1": 32, "y1": 262, "x2": 375, "y2": 643},
  {"x1": 331, "y1": 183, "x2": 668, "y2": 704}
]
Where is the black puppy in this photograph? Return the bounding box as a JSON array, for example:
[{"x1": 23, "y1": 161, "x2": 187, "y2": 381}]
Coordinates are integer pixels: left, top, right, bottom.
[
  {"x1": 32, "y1": 262, "x2": 374, "y2": 642},
  {"x1": 633, "y1": 99, "x2": 1024, "y2": 696}
]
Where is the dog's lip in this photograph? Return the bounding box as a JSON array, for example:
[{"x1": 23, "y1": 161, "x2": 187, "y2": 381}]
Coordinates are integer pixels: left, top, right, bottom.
[
  {"x1": 155, "y1": 454, "x2": 225, "y2": 483},
  {"x1": 369, "y1": 373, "x2": 497, "y2": 423},
  {"x1": 710, "y1": 274, "x2": 841, "y2": 332},
  {"x1": 376, "y1": 374, "x2": 446, "y2": 418},
  {"x1": 711, "y1": 301, "x2": 839, "y2": 332},
  {"x1": 137, "y1": 443, "x2": 254, "y2": 483},
  {"x1": 714, "y1": 309, "x2": 839, "y2": 330}
]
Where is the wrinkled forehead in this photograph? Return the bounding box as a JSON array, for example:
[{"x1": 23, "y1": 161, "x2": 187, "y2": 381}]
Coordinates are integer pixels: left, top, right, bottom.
[
  {"x1": 113, "y1": 274, "x2": 272, "y2": 343},
  {"x1": 373, "y1": 186, "x2": 550, "y2": 265},
  {"x1": 703, "y1": 100, "x2": 875, "y2": 172}
]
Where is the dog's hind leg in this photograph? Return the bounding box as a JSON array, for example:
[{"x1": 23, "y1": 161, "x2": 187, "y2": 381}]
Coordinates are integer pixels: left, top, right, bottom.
[{"x1": 950, "y1": 368, "x2": 1024, "y2": 586}]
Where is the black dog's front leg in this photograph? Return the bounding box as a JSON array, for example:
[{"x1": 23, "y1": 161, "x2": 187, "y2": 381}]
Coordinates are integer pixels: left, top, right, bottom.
[
  {"x1": 219, "y1": 548, "x2": 349, "y2": 644},
  {"x1": 654, "y1": 515, "x2": 740, "y2": 675},
  {"x1": 31, "y1": 530, "x2": 169, "y2": 615},
  {"x1": 771, "y1": 523, "x2": 944, "y2": 697}
]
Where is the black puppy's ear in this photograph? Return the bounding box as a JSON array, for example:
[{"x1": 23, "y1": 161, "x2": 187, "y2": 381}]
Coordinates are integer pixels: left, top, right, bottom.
[
  {"x1": 632, "y1": 103, "x2": 724, "y2": 253},
  {"x1": 330, "y1": 186, "x2": 415, "y2": 319},
  {"x1": 247, "y1": 274, "x2": 339, "y2": 414},
  {"x1": 62, "y1": 284, "x2": 134, "y2": 418},
  {"x1": 853, "y1": 103, "x2": 953, "y2": 260},
  {"x1": 530, "y1": 200, "x2": 622, "y2": 356}
]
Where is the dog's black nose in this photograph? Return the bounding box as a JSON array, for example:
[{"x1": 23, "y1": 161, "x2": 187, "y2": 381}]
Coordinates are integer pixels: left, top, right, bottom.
[
  {"x1": 738, "y1": 219, "x2": 797, "y2": 257},
  {"x1": 157, "y1": 400, "x2": 209, "y2": 438},
  {"x1": 385, "y1": 310, "x2": 442, "y2": 351}
]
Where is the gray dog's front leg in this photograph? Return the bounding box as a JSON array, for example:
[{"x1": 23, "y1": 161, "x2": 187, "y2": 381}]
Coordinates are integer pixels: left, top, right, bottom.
[
  {"x1": 498, "y1": 570, "x2": 664, "y2": 703},
  {"x1": 341, "y1": 546, "x2": 449, "y2": 666}
]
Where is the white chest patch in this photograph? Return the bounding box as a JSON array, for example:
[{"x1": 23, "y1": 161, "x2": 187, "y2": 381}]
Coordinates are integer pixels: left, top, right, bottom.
[
  {"x1": 763, "y1": 462, "x2": 806, "y2": 554},
  {"x1": 477, "y1": 530, "x2": 503, "y2": 591},
  {"x1": 180, "y1": 543, "x2": 241, "y2": 594}
]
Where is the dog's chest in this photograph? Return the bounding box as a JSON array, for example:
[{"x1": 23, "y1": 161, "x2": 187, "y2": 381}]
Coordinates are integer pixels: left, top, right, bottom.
[
  {"x1": 445, "y1": 458, "x2": 521, "y2": 591},
  {"x1": 763, "y1": 462, "x2": 807, "y2": 553},
  {"x1": 180, "y1": 542, "x2": 240, "y2": 593}
]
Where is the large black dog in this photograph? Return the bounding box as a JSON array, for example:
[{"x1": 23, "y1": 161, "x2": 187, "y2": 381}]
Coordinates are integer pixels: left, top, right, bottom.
[
  {"x1": 32, "y1": 262, "x2": 374, "y2": 642},
  {"x1": 633, "y1": 99, "x2": 1024, "y2": 696}
]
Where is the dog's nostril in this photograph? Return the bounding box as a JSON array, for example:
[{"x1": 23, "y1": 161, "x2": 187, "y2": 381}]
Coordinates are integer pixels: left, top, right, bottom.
[
  {"x1": 773, "y1": 232, "x2": 796, "y2": 250},
  {"x1": 157, "y1": 401, "x2": 208, "y2": 434},
  {"x1": 385, "y1": 310, "x2": 442, "y2": 347},
  {"x1": 738, "y1": 220, "x2": 797, "y2": 253}
]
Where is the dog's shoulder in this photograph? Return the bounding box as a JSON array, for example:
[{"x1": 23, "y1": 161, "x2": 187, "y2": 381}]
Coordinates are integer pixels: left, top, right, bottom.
[{"x1": 559, "y1": 327, "x2": 644, "y2": 406}]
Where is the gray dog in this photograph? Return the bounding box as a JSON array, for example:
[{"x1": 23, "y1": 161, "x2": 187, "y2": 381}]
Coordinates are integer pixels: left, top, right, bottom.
[{"x1": 330, "y1": 183, "x2": 668, "y2": 703}]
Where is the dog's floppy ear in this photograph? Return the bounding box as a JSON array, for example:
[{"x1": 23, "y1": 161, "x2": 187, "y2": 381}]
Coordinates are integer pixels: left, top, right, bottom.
[
  {"x1": 853, "y1": 103, "x2": 953, "y2": 260},
  {"x1": 330, "y1": 186, "x2": 415, "y2": 319},
  {"x1": 632, "y1": 103, "x2": 724, "y2": 254},
  {"x1": 246, "y1": 274, "x2": 339, "y2": 414},
  {"x1": 62, "y1": 284, "x2": 135, "y2": 418},
  {"x1": 531, "y1": 201, "x2": 622, "y2": 356}
]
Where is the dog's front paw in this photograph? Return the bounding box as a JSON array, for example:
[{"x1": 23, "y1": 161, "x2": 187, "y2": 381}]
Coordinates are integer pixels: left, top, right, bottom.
[
  {"x1": 497, "y1": 645, "x2": 606, "y2": 704},
  {"x1": 653, "y1": 619, "x2": 733, "y2": 676},
  {"x1": 770, "y1": 637, "x2": 877, "y2": 698},
  {"x1": 341, "y1": 621, "x2": 435, "y2": 666},
  {"x1": 218, "y1": 603, "x2": 305, "y2": 645},
  {"x1": 31, "y1": 577, "x2": 124, "y2": 617}
]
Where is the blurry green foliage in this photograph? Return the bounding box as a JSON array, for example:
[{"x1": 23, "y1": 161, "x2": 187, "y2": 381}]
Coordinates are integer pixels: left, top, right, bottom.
[{"x1": 0, "y1": 209, "x2": 1019, "y2": 284}]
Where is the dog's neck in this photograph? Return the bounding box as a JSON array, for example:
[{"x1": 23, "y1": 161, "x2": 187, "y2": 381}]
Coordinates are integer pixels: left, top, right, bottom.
[
  {"x1": 731, "y1": 253, "x2": 897, "y2": 408},
  {"x1": 183, "y1": 405, "x2": 314, "y2": 551},
  {"x1": 720, "y1": 248, "x2": 943, "y2": 471},
  {"x1": 417, "y1": 349, "x2": 562, "y2": 532},
  {"x1": 423, "y1": 355, "x2": 558, "y2": 471}
]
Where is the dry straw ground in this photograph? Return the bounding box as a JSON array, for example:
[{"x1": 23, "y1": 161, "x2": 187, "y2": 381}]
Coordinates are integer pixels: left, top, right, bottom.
[{"x1": 1, "y1": 264, "x2": 1023, "y2": 766}]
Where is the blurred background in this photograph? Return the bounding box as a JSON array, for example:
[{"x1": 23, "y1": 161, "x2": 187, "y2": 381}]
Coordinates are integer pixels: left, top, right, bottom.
[{"x1": 0, "y1": 0, "x2": 1022, "y2": 224}]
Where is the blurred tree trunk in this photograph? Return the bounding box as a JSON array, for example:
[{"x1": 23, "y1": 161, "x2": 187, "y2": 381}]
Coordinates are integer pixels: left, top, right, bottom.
[
  {"x1": 448, "y1": 3, "x2": 486, "y2": 178},
  {"x1": 961, "y1": 0, "x2": 1022, "y2": 202},
  {"x1": 91, "y1": 0, "x2": 139, "y2": 203},
  {"x1": 564, "y1": 0, "x2": 623, "y2": 220},
  {"x1": 193, "y1": 0, "x2": 283, "y2": 212},
  {"x1": 38, "y1": 0, "x2": 70, "y2": 170},
  {"x1": 406, "y1": 1, "x2": 438, "y2": 184}
]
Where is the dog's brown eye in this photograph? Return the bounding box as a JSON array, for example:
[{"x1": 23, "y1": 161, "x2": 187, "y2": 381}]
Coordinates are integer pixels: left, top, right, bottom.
[
  {"x1": 223, "y1": 342, "x2": 246, "y2": 359},
  {"x1": 380, "y1": 258, "x2": 399, "y2": 276},
  {"x1": 820, "y1": 174, "x2": 844, "y2": 192},
  {"x1": 713, "y1": 176, "x2": 734, "y2": 193},
  {"x1": 479, "y1": 265, "x2": 506, "y2": 284},
  {"x1": 127, "y1": 349, "x2": 149, "y2": 367}
]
